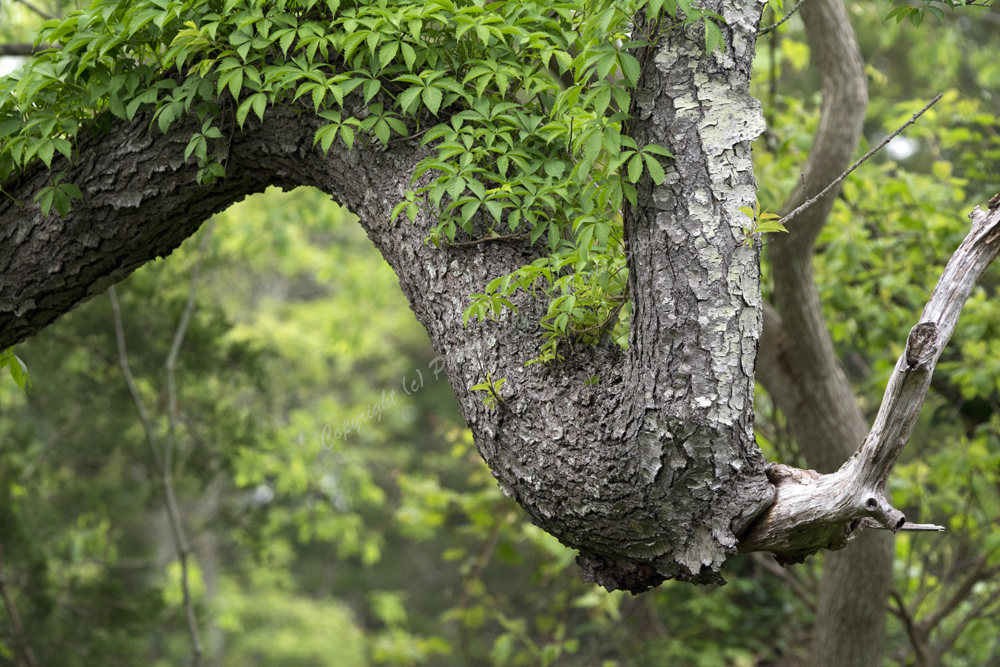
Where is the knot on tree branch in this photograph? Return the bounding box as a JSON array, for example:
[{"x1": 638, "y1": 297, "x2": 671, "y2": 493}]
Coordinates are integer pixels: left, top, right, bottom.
[
  {"x1": 735, "y1": 462, "x2": 906, "y2": 565},
  {"x1": 905, "y1": 322, "x2": 938, "y2": 371}
]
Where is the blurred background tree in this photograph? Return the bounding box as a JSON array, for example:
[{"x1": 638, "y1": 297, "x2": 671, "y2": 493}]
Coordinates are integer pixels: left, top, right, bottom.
[{"x1": 1, "y1": 0, "x2": 998, "y2": 665}]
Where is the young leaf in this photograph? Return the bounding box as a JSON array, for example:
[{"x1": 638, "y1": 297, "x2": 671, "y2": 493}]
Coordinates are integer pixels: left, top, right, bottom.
[
  {"x1": 705, "y1": 19, "x2": 724, "y2": 54},
  {"x1": 754, "y1": 220, "x2": 789, "y2": 234}
]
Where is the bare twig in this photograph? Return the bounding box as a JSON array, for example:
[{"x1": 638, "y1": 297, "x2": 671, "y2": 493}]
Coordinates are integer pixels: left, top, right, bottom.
[
  {"x1": 0, "y1": 543, "x2": 39, "y2": 667},
  {"x1": 750, "y1": 552, "x2": 816, "y2": 612},
  {"x1": 387, "y1": 126, "x2": 431, "y2": 145},
  {"x1": 445, "y1": 232, "x2": 530, "y2": 249},
  {"x1": 860, "y1": 518, "x2": 945, "y2": 531},
  {"x1": 19, "y1": 414, "x2": 78, "y2": 482},
  {"x1": 890, "y1": 590, "x2": 930, "y2": 667},
  {"x1": 779, "y1": 93, "x2": 944, "y2": 228},
  {"x1": 758, "y1": 0, "x2": 806, "y2": 36},
  {"x1": 108, "y1": 222, "x2": 214, "y2": 667},
  {"x1": 11, "y1": 0, "x2": 55, "y2": 20}
]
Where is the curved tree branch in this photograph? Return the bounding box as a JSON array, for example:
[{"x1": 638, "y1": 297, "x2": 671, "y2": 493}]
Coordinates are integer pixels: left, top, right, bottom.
[
  {"x1": 743, "y1": 201, "x2": 1000, "y2": 556},
  {"x1": 5, "y1": 0, "x2": 978, "y2": 602},
  {"x1": 0, "y1": 0, "x2": 776, "y2": 592},
  {"x1": 752, "y1": 201, "x2": 1000, "y2": 612}
]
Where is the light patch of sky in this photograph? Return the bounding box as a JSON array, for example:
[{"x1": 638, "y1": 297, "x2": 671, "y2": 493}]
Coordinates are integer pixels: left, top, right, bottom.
[
  {"x1": 0, "y1": 56, "x2": 27, "y2": 77},
  {"x1": 886, "y1": 135, "x2": 918, "y2": 161}
]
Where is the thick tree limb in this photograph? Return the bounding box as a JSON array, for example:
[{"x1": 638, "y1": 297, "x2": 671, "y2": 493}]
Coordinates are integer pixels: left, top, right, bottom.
[
  {"x1": 0, "y1": 0, "x2": 776, "y2": 592},
  {"x1": 3, "y1": 0, "x2": 978, "y2": 600},
  {"x1": 741, "y1": 201, "x2": 1000, "y2": 558}
]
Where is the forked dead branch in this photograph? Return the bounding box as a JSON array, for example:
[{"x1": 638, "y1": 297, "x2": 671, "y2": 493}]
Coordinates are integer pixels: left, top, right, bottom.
[{"x1": 739, "y1": 198, "x2": 1000, "y2": 562}]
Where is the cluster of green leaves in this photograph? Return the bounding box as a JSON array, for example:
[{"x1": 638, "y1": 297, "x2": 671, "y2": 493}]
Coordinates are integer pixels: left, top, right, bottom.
[
  {"x1": 737, "y1": 198, "x2": 787, "y2": 245},
  {"x1": 469, "y1": 370, "x2": 506, "y2": 408},
  {"x1": 464, "y1": 238, "x2": 631, "y2": 363},
  {"x1": 0, "y1": 0, "x2": 738, "y2": 362},
  {"x1": 883, "y1": 0, "x2": 987, "y2": 28}
]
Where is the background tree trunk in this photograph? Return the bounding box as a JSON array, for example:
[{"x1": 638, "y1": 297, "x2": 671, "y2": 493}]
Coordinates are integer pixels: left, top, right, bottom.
[{"x1": 757, "y1": 0, "x2": 894, "y2": 664}]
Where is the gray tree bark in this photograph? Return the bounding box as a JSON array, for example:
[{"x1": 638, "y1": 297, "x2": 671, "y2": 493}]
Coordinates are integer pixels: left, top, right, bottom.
[{"x1": 0, "y1": 0, "x2": 775, "y2": 591}]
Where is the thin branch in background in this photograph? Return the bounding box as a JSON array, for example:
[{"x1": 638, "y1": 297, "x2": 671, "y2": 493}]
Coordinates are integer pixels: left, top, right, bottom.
[
  {"x1": 780, "y1": 93, "x2": 944, "y2": 227},
  {"x1": 979, "y1": 630, "x2": 1000, "y2": 667},
  {"x1": 750, "y1": 552, "x2": 817, "y2": 612},
  {"x1": 19, "y1": 413, "x2": 78, "y2": 482},
  {"x1": 758, "y1": 0, "x2": 806, "y2": 36},
  {"x1": 11, "y1": 0, "x2": 55, "y2": 20},
  {"x1": 922, "y1": 555, "x2": 1000, "y2": 634},
  {"x1": 935, "y1": 590, "x2": 1000, "y2": 662},
  {"x1": 110, "y1": 285, "x2": 163, "y2": 465},
  {"x1": 766, "y1": 12, "x2": 778, "y2": 149},
  {"x1": 166, "y1": 219, "x2": 215, "y2": 490},
  {"x1": 890, "y1": 590, "x2": 929, "y2": 666},
  {"x1": 0, "y1": 43, "x2": 53, "y2": 56},
  {"x1": 0, "y1": 543, "x2": 39, "y2": 667},
  {"x1": 164, "y1": 220, "x2": 214, "y2": 666},
  {"x1": 455, "y1": 518, "x2": 503, "y2": 612},
  {"x1": 453, "y1": 518, "x2": 503, "y2": 667},
  {"x1": 108, "y1": 222, "x2": 214, "y2": 667}
]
